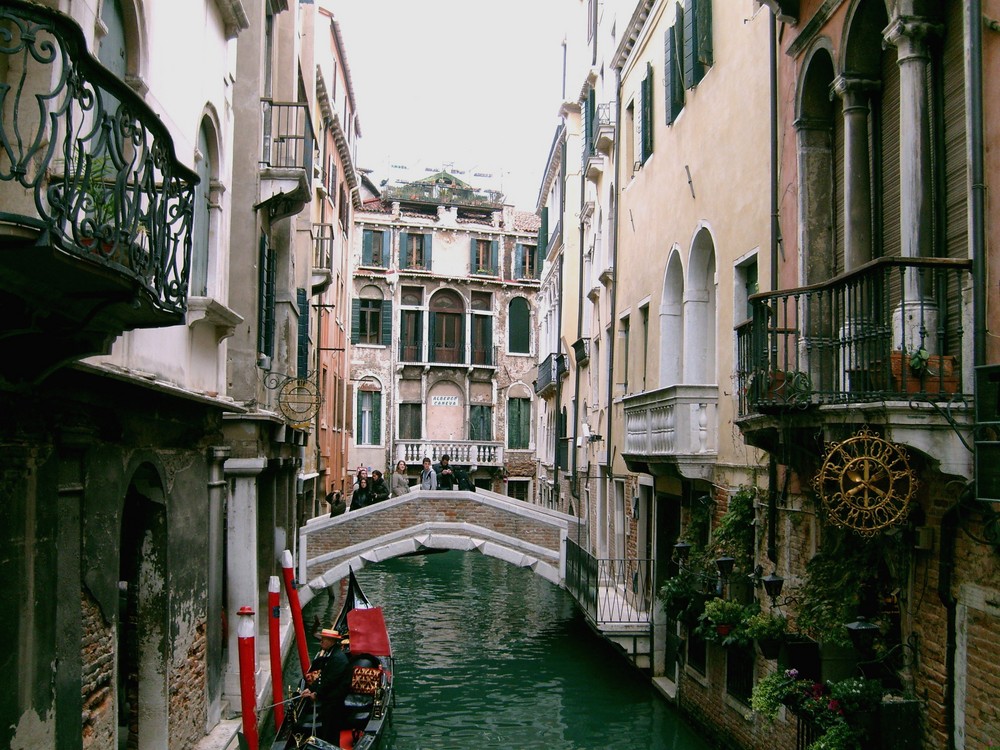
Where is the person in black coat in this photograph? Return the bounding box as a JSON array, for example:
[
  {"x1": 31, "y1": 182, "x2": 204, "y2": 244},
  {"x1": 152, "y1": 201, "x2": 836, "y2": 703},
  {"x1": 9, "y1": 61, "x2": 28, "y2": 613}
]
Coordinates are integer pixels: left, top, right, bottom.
[
  {"x1": 370, "y1": 470, "x2": 390, "y2": 503},
  {"x1": 350, "y1": 478, "x2": 373, "y2": 510},
  {"x1": 434, "y1": 454, "x2": 456, "y2": 490},
  {"x1": 303, "y1": 628, "x2": 351, "y2": 743}
]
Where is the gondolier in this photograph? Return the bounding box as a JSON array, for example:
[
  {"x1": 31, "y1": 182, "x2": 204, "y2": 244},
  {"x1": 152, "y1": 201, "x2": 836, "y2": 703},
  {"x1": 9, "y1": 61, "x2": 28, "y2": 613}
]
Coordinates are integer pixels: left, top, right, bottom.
[{"x1": 302, "y1": 628, "x2": 350, "y2": 744}]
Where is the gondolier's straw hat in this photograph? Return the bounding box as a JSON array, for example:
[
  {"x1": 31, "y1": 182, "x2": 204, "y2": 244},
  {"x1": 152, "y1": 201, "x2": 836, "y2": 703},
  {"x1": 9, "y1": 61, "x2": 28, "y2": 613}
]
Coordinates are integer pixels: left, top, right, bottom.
[{"x1": 319, "y1": 628, "x2": 342, "y2": 640}]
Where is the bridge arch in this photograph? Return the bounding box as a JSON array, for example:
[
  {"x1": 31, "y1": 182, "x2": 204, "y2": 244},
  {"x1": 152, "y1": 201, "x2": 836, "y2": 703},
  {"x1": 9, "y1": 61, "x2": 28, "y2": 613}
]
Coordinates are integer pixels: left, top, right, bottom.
[{"x1": 296, "y1": 489, "x2": 582, "y2": 606}]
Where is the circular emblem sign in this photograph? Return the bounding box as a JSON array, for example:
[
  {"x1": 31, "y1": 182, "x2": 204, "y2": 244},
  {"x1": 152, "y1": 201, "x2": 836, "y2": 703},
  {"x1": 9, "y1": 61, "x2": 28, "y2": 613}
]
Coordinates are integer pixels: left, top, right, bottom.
[
  {"x1": 277, "y1": 378, "x2": 321, "y2": 424},
  {"x1": 812, "y1": 428, "x2": 917, "y2": 536}
]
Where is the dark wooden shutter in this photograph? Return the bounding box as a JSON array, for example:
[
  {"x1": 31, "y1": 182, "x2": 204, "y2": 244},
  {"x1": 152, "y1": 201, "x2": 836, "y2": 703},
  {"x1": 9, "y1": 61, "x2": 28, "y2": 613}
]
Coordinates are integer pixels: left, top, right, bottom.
[
  {"x1": 490, "y1": 240, "x2": 499, "y2": 274},
  {"x1": 362, "y1": 230, "x2": 373, "y2": 266},
  {"x1": 350, "y1": 298, "x2": 361, "y2": 344},
  {"x1": 399, "y1": 231, "x2": 409, "y2": 269},
  {"x1": 381, "y1": 300, "x2": 392, "y2": 346},
  {"x1": 297, "y1": 287, "x2": 309, "y2": 377},
  {"x1": 683, "y1": 0, "x2": 697, "y2": 89},
  {"x1": 469, "y1": 237, "x2": 477, "y2": 271},
  {"x1": 585, "y1": 88, "x2": 596, "y2": 157},
  {"x1": 381, "y1": 230, "x2": 391, "y2": 267},
  {"x1": 833, "y1": 96, "x2": 845, "y2": 274},
  {"x1": 428, "y1": 312, "x2": 437, "y2": 361},
  {"x1": 878, "y1": 48, "x2": 901, "y2": 260},
  {"x1": 697, "y1": 0, "x2": 713, "y2": 69},
  {"x1": 372, "y1": 391, "x2": 382, "y2": 444},
  {"x1": 941, "y1": 2, "x2": 967, "y2": 261},
  {"x1": 664, "y1": 26, "x2": 684, "y2": 124},
  {"x1": 514, "y1": 243, "x2": 524, "y2": 278},
  {"x1": 642, "y1": 64, "x2": 654, "y2": 160},
  {"x1": 538, "y1": 207, "x2": 549, "y2": 250},
  {"x1": 258, "y1": 232, "x2": 275, "y2": 358},
  {"x1": 424, "y1": 233, "x2": 433, "y2": 269}
]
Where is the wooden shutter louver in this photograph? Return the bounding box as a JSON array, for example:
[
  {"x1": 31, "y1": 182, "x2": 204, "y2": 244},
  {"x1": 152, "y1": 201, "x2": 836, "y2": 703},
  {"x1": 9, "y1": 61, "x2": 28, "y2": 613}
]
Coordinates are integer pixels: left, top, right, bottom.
[
  {"x1": 878, "y1": 49, "x2": 901, "y2": 260},
  {"x1": 664, "y1": 25, "x2": 684, "y2": 124},
  {"x1": 381, "y1": 300, "x2": 393, "y2": 345},
  {"x1": 350, "y1": 298, "x2": 361, "y2": 344},
  {"x1": 296, "y1": 288, "x2": 309, "y2": 378}
]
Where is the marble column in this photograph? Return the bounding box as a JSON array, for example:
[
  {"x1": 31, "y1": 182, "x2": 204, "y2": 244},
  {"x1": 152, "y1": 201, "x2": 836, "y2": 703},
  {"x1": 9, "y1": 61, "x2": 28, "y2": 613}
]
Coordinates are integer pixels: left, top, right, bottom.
[
  {"x1": 223, "y1": 456, "x2": 267, "y2": 706},
  {"x1": 885, "y1": 15, "x2": 943, "y2": 351}
]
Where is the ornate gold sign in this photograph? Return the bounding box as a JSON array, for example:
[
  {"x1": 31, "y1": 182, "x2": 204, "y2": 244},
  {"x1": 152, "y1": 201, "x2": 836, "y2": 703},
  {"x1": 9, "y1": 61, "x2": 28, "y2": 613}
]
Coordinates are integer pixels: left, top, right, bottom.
[
  {"x1": 812, "y1": 428, "x2": 917, "y2": 535},
  {"x1": 277, "y1": 378, "x2": 322, "y2": 424}
]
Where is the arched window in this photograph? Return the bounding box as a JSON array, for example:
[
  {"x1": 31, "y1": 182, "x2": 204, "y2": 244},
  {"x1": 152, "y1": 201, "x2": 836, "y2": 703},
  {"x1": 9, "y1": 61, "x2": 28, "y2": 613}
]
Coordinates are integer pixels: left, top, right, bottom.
[
  {"x1": 508, "y1": 297, "x2": 530, "y2": 353},
  {"x1": 506, "y1": 385, "x2": 532, "y2": 450},
  {"x1": 191, "y1": 122, "x2": 213, "y2": 296},
  {"x1": 352, "y1": 285, "x2": 391, "y2": 346}
]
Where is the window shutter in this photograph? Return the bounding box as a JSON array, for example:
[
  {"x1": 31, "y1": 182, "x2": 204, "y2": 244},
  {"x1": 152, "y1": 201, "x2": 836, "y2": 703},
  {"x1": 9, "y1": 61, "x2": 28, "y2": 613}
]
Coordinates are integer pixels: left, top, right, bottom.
[
  {"x1": 490, "y1": 240, "x2": 499, "y2": 274},
  {"x1": 296, "y1": 288, "x2": 309, "y2": 378},
  {"x1": 381, "y1": 230, "x2": 391, "y2": 267},
  {"x1": 538, "y1": 207, "x2": 549, "y2": 250},
  {"x1": 470, "y1": 237, "x2": 477, "y2": 271},
  {"x1": 428, "y1": 312, "x2": 437, "y2": 360},
  {"x1": 514, "y1": 243, "x2": 524, "y2": 278},
  {"x1": 350, "y1": 298, "x2": 361, "y2": 344},
  {"x1": 362, "y1": 230, "x2": 373, "y2": 266},
  {"x1": 424, "y1": 233, "x2": 433, "y2": 269},
  {"x1": 642, "y1": 64, "x2": 654, "y2": 161},
  {"x1": 664, "y1": 25, "x2": 684, "y2": 124},
  {"x1": 697, "y1": 0, "x2": 713, "y2": 69},
  {"x1": 459, "y1": 315, "x2": 467, "y2": 364},
  {"x1": 484, "y1": 317, "x2": 493, "y2": 359},
  {"x1": 683, "y1": 0, "x2": 711, "y2": 89},
  {"x1": 381, "y1": 300, "x2": 393, "y2": 346},
  {"x1": 356, "y1": 392, "x2": 363, "y2": 441},
  {"x1": 399, "y1": 231, "x2": 409, "y2": 269},
  {"x1": 372, "y1": 391, "x2": 382, "y2": 444},
  {"x1": 585, "y1": 88, "x2": 596, "y2": 156}
]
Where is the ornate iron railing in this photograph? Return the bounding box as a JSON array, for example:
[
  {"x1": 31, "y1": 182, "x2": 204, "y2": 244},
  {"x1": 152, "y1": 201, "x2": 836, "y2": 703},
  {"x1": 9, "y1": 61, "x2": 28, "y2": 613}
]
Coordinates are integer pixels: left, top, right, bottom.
[
  {"x1": 534, "y1": 352, "x2": 567, "y2": 396},
  {"x1": 736, "y1": 256, "x2": 972, "y2": 417},
  {"x1": 0, "y1": 1, "x2": 197, "y2": 315}
]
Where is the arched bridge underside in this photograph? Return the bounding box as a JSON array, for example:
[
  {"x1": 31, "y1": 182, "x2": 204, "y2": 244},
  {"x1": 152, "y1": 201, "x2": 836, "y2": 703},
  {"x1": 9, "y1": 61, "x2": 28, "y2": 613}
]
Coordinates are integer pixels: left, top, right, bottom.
[{"x1": 297, "y1": 489, "x2": 583, "y2": 606}]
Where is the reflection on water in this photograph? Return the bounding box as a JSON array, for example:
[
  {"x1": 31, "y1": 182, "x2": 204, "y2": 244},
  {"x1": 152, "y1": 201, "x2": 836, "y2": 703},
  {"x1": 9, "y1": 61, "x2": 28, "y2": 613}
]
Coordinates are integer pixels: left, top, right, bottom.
[{"x1": 300, "y1": 551, "x2": 712, "y2": 750}]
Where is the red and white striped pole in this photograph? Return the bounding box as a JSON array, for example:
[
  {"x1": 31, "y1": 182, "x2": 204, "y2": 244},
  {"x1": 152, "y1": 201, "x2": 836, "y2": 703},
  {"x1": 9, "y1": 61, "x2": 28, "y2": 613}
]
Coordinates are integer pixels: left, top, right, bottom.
[
  {"x1": 280, "y1": 549, "x2": 310, "y2": 674},
  {"x1": 236, "y1": 606, "x2": 259, "y2": 750},
  {"x1": 267, "y1": 576, "x2": 285, "y2": 730}
]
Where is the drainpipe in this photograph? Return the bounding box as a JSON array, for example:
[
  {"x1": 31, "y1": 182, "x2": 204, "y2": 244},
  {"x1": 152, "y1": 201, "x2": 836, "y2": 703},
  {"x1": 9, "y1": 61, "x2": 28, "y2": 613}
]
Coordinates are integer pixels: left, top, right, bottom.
[
  {"x1": 938, "y1": 498, "x2": 961, "y2": 750},
  {"x1": 554, "y1": 250, "x2": 565, "y2": 508},
  {"x1": 769, "y1": 10, "x2": 779, "y2": 293},
  {"x1": 970, "y1": 0, "x2": 986, "y2": 367},
  {"x1": 571, "y1": 200, "x2": 585, "y2": 501},
  {"x1": 606, "y1": 66, "x2": 622, "y2": 480}
]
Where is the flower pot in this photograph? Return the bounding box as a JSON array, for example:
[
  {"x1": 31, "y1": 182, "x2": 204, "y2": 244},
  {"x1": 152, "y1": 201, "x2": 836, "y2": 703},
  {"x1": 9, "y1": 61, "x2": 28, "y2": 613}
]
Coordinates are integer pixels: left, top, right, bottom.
[
  {"x1": 715, "y1": 623, "x2": 733, "y2": 637},
  {"x1": 888, "y1": 351, "x2": 959, "y2": 395}
]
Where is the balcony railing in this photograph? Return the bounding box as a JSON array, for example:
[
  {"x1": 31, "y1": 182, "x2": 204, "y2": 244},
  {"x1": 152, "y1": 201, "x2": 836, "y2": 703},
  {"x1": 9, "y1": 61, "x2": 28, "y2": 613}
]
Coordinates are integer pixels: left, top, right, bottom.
[
  {"x1": 565, "y1": 538, "x2": 654, "y2": 626},
  {"x1": 535, "y1": 352, "x2": 567, "y2": 396},
  {"x1": 622, "y1": 385, "x2": 718, "y2": 475},
  {"x1": 395, "y1": 440, "x2": 503, "y2": 467},
  {"x1": 0, "y1": 1, "x2": 197, "y2": 318},
  {"x1": 313, "y1": 223, "x2": 334, "y2": 272},
  {"x1": 261, "y1": 99, "x2": 315, "y2": 178},
  {"x1": 736, "y1": 256, "x2": 972, "y2": 417}
]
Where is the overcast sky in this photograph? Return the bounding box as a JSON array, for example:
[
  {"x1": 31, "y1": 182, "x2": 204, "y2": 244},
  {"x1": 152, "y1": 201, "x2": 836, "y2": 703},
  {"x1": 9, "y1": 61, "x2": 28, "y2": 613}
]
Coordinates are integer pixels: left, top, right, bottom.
[{"x1": 329, "y1": 1, "x2": 568, "y2": 211}]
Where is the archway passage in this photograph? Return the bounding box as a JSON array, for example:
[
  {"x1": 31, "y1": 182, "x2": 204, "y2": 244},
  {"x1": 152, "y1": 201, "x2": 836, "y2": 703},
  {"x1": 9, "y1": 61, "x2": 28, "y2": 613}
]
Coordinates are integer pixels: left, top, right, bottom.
[{"x1": 297, "y1": 489, "x2": 582, "y2": 606}]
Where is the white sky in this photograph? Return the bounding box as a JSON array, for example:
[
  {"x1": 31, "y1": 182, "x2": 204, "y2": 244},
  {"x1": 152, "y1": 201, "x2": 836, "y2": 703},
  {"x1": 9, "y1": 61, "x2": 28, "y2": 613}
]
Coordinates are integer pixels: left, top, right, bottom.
[{"x1": 329, "y1": 1, "x2": 568, "y2": 211}]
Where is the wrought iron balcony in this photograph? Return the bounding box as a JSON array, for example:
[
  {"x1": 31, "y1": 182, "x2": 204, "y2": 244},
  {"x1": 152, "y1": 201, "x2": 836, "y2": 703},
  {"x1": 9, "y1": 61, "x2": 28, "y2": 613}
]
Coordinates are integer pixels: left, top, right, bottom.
[
  {"x1": 735, "y1": 256, "x2": 972, "y2": 419},
  {"x1": 259, "y1": 99, "x2": 314, "y2": 220},
  {"x1": 594, "y1": 102, "x2": 616, "y2": 154},
  {"x1": 534, "y1": 352, "x2": 567, "y2": 397},
  {"x1": 622, "y1": 385, "x2": 718, "y2": 480},
  {"x1": 0, "y1": 1, "x2": 197, "y2": 385}
]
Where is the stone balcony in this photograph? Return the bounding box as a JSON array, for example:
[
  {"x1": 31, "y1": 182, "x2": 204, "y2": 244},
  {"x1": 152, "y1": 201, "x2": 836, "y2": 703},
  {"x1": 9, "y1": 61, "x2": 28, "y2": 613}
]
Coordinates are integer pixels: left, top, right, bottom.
[
  {"x1": 621, "y1": 385, "x2": 719, "y2": 480},
  {"x1": 394, "y1": 440, "x2": 504, "y2": 468}
]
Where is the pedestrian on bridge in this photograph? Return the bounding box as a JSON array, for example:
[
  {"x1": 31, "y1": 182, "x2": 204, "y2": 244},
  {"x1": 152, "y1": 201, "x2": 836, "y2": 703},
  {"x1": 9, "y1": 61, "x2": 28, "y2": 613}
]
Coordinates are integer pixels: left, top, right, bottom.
[
  {"x1": 435, "y1": 454, "x2": 455, "y2": 490},
  {"x1": 420, "y1": 457, "x2": 437, "y2": 490},
  {"x1": 391, "y1": 460, "x2": 410, "y2": 497},
  {"x1": 350, "y1": 477, "x2": 373, "y2": 511},
  {"x1": 370, "y1": 470, "x2": 390, "y2": 503}
]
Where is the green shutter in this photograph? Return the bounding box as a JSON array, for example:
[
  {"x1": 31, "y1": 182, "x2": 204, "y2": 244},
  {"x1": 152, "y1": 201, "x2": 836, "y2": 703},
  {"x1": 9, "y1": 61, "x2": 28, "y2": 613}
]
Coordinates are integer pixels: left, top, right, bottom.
[
  {"x1": 351, "y1": 298, "x2": 361, "y2": 344},
  {"x1": 697, "y1": 0, "x2": 713, "y2": 69},
  {"x1": 470, "y1": 237, "x2": 478, "y2": 271},
  {"x1": 362, "y1": 229, "x2": 373, "y2": 265},
  {"x1": 428, "y1": 312, "x2": 437, "y2": 361},
  {"x1": 538, "y1": 207, "x2": 549, "y2": 250},
  {"x1": 424, "y1": 233, "x2": 433, "y2": 269},
  {"x1": 585, "y1": 88, "x2": 595, "y2": 156},
  {"x1": 642, "y1": 64, "x2": 654, "y2": 161},
  {"x1": 399, "y1": 231, "x2": 409, "y2": 268},
  {"x1": 381, "y1": 300, "x2": 392, "y2": 346},
  {"x1": 459, "y1": 314, "x2": 467, "y2": 364},
  {"x1": 665, "y1": 25, "x2": 684, "y2": 125},
  {"x1": 490, "y1": 240, "x2": 499, "y2": 274},
  {"x1": 683, "y1": 0, "x2": 710, "y2": 89},
  {"x1": 514, "y1": 243, "x2": 524, "y2": 278},
  {"x1": 372, "y1": 391, "x2": 382, "y2": 444},
  {"x1": 381, "y1": 230, "x2": 391, "y2": 267}
]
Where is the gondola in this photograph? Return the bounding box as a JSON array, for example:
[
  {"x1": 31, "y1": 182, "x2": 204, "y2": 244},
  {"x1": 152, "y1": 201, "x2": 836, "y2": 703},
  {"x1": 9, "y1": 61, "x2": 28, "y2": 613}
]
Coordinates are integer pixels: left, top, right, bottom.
[{"x1": 271, "y1": 569, "x2": 393, "y2": 750}]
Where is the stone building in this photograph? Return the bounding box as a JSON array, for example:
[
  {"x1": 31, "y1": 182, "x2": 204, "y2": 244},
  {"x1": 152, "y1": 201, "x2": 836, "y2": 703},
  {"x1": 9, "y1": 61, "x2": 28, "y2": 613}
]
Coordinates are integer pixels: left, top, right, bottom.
[{"x1": 348, "y1": 172, "x2": 540, "y2": 498}]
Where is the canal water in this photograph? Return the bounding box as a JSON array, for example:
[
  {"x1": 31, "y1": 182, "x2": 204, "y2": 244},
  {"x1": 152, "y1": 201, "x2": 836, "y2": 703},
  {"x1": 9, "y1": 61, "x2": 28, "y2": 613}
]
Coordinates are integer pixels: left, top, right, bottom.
[{"x1": 291, "y1": 550, "x2": 713, "y2": 750}]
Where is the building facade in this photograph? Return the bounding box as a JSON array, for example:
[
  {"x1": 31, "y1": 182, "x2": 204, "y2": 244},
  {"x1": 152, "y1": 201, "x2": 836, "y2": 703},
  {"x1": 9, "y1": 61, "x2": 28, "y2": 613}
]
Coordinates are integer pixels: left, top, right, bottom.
[{"x1": 349, "y1": 173, "x2": 540, "y2": 497}]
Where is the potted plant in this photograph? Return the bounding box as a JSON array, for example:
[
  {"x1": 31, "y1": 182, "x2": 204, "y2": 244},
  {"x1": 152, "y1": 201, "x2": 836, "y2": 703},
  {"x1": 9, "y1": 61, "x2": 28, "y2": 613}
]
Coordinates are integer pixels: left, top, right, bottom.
[
  {"x1": 887, "y1": 347, "x2": 959, "y2": 394},
  {"x1": 696, "y1": 597, "x2": 753, "y2": 647},
  {"x1": 750, "y1": 668, "x2": 801, "y2": 720},
  {"x1": 659, "y1": 569, "x2": 702, "y2": 623},
  {"x1": 745, "y1": 610, "x2": 788, "y2": 659}
]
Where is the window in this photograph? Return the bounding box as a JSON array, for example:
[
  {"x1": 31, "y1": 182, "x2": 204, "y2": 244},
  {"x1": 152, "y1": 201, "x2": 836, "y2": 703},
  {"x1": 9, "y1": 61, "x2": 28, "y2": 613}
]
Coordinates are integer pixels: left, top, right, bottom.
[
  {"x1": 471, "y1": 291, "x2": 493, "y2": 365},
  {"x1": 507, "y1": 479, "x2": 530, "y2": 501},
  {"x1": 400, "y1": 310, "x2": 423, "y2": 361},
  {"x1": 726, "y1": 645, "x2": 754, "y2": 705},
  {"x1": 639, "y1": 304, "x2": 649, "y2": 391},
  {"x1": 471, "y1": 238, "x2": 498, "y2": 274},
  {"x1": 356, "y1": 382, "x2": 381, "y2": 445},
  {"x1": 469, "y1": 405, "x2": 492, "y2": 441},
  {"x1": 625, "y1": 100, "x2": 636, "y2": 173},
  {"x1": 191, "y1": 123, "x2": 212, "y2": 297},
  {"x1": 515, "y1": 243, "x2": 539, "y2": 280},
  {"x1": 664, "y1": 18, "x2": 684, "y2": 125},
  {"x1": 507, "y1": 397, "x2": 531, "y2": 449},
  {"x1": 687, "y1": 631, "x2": 707, "y2": 675},
  {"x1": 362, "y1": 228, "x2": 390, "y2": 267},
  {"x1": 351, "y1": 286, "x2": 392, "y2": 345},
  {"x1": 508, "y1": 298, "x2": 530, "y2": 353},
  {"x1": 257, "y1": 232, "x2": 276, "y2": 361},
  {"x1": 400, "y1": 231, "x2": 432, "y2": 270},
  {"x1": 620, "y1": 315, "x2": 631, "y2": 392},
  {"x1": 429, "y1": 290, "x2": 464, "y2": 364},
  {"x1": 398, "y1": 403, "x2": 422, "y2": 440},
  {"x1": 736, "y1": 257, "x2": 758, "y2": 324}
]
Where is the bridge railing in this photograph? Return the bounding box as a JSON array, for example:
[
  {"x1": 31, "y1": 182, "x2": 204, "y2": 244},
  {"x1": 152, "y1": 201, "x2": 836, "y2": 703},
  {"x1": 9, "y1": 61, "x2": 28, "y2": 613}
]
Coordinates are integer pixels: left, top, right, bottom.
[{"x1": 565, "y1": 538, "x2": 655, "y2": 626}]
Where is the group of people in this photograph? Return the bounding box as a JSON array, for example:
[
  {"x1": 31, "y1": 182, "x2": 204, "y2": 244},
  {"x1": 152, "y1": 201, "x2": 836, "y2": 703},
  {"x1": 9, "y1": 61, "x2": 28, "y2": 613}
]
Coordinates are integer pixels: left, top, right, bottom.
[{"x1": 325, "y1": 455, "x2": 475, "y2": 517}]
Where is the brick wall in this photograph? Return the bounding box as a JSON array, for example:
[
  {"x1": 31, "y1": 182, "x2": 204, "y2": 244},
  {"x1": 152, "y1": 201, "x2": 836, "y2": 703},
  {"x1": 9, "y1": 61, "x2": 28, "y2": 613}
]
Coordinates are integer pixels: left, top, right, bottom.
[
  {"x1": 168, "y1": 621, "x2": 207, "y2": 749},
  {"x1": 81, "y1": 589, "x2": 115, "y2": 749}
]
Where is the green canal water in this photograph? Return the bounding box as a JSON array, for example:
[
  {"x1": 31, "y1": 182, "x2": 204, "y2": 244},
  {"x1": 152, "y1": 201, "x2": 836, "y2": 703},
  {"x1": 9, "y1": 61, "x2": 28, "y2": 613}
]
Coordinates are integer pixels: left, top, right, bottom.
[{"x1": 295, "y1": 550, "x2": 715, "y2": 750}]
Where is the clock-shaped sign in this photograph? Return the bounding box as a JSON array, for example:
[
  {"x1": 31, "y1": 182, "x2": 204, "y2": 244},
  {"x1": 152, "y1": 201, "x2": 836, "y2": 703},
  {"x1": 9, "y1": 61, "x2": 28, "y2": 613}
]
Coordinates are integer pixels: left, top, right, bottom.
[
  {"x1": 812, "y1": 428, "x2": 917, "y2": 536},
  {"x1": 277, "y1": 378, "x2": 322, "y2": 425}
]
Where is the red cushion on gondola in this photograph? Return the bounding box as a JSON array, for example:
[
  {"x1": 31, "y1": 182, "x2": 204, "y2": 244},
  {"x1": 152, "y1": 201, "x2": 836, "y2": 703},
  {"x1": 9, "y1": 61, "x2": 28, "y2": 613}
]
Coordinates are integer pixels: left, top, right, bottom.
[{"x1": 346, "y1": 607, "x2": 390, "y2": 656}]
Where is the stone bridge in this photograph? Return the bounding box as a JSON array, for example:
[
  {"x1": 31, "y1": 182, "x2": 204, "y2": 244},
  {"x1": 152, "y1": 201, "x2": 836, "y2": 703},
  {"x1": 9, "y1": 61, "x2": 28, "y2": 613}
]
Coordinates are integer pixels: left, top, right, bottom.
[{"x1": 296, "y1": 488, "x2": 583, "y2": 607}]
